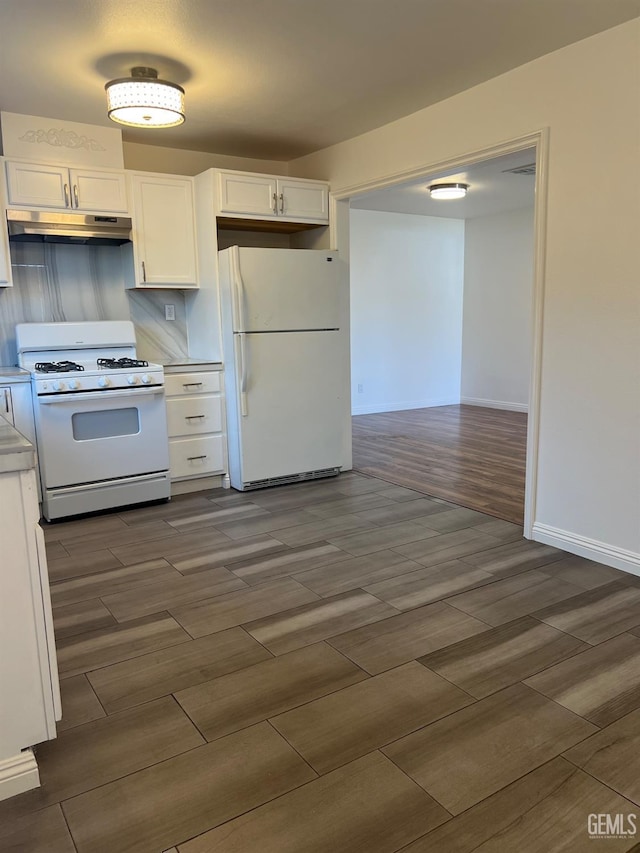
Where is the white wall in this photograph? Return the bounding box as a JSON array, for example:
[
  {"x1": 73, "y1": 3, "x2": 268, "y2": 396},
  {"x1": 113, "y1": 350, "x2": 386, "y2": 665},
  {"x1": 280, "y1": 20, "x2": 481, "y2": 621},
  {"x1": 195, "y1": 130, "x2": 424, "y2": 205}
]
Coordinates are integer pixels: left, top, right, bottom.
[
  {"x1": 350, "y1": 209, "x2": 464, "y2": 414},
  {"x1": 289, "y1": 20, "x2": 640, "y2": 568},
  {"x1": 123, "y1": 141, "x2": 287, "y2": 176},
  {"x1": 461, "y1": 206, "x2": 534, "y2": 411}
]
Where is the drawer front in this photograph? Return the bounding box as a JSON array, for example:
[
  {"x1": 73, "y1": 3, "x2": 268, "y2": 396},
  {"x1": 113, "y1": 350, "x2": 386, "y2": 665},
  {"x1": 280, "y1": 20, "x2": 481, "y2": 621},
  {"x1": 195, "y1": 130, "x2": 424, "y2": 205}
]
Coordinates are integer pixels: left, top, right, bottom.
[
  {"x1": 165, "y1": 372, "x2": 220, "y2": 397},
  {"x1": 169, "y1": 435, "x2": 225, "y2": 479},
  {"x1": 166, "y1": 395, "x2": 222, "y2": 437}
]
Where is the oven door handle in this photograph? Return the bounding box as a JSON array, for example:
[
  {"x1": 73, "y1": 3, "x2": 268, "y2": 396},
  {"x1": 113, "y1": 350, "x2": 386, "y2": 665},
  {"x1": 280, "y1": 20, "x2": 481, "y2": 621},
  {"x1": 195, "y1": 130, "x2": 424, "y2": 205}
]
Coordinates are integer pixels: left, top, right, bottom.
[{"x1": 37, "y1": 388, "x2": 165, "y2": 404}]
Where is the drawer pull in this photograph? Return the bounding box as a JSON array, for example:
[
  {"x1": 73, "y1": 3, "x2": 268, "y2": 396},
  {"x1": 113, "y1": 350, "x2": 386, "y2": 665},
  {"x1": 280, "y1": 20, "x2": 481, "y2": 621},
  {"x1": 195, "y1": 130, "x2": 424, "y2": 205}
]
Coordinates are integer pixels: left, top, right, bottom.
[
  {"x1": 187, "y1": 454, "x2": 207, "y2": 461},
  {"x1": 182, "y1": 382, "x2": 203, "y2": 388},
  {"x1": 185, "y1": 414, "x2": 206, "y2": 420}
]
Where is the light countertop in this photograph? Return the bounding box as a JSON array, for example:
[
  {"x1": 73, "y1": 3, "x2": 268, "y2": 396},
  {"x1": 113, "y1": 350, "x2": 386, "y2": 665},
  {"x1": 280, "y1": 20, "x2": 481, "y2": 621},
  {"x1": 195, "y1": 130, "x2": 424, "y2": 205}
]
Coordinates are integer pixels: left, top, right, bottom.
[
  {"x1": 163, "y1": 360, "x2": 223, "y2": 374},
  {"x1": 0, "y1": 367, "x2": 31, "y2": 382},
  {"x1": 0, "y1": 413, "x2": 36, "y2": 473}
]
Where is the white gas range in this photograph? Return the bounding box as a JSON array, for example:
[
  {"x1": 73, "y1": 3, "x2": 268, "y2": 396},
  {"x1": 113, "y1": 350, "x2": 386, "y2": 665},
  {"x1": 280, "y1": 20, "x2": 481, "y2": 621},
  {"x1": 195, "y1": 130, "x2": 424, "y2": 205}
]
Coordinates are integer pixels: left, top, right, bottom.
[{"x1": 16, "y1": 320, "x2": 171, "y2": 521}]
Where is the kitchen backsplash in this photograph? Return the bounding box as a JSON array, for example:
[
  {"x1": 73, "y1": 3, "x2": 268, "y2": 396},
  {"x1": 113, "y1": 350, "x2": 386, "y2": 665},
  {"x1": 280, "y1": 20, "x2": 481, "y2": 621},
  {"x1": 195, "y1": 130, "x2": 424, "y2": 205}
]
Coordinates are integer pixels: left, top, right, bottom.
[{"x1": 0, "y1": 242, "x2": 189, "y2": 365}]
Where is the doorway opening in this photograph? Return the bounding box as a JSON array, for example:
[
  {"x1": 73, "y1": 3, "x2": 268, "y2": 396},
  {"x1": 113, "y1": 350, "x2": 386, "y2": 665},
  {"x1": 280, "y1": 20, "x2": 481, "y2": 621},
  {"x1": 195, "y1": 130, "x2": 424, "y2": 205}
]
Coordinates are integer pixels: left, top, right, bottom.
[{"x1": 331, "y1": 132, "x2": 548, "y2": 535}]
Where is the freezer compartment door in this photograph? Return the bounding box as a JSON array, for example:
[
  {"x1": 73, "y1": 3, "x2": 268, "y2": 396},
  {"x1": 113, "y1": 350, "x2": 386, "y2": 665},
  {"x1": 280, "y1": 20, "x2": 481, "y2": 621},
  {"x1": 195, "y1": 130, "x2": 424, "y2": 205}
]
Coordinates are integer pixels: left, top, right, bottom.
[
  {"x1": 232, "y1": 330, "x2": 344, "y2": 486},
  {"x1": 223, "y1": 246, "x2": 340, "y2": 332}
]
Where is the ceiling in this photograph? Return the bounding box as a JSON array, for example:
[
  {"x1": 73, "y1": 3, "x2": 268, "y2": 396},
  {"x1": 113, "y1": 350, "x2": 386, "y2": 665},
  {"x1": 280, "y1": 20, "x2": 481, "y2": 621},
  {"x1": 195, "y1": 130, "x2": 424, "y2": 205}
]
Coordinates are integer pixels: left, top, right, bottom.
[
  {"x1": 0, "y1": 1, "x2": 638, "y2": 161},
  {"x1": 350, "y1": 149, "x2": 536, "y2": 219}
]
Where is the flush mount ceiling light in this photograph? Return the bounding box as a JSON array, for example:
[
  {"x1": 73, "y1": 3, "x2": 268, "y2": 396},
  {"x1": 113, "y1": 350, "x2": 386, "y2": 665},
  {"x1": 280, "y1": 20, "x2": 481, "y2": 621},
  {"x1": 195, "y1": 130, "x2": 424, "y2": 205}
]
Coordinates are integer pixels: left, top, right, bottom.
[
  {"x1": 105, "y1": 67, "x2": 185, "y2": 128},
  {"x1": 428, "y1": 182, "x2": 469, "y2": 200}
]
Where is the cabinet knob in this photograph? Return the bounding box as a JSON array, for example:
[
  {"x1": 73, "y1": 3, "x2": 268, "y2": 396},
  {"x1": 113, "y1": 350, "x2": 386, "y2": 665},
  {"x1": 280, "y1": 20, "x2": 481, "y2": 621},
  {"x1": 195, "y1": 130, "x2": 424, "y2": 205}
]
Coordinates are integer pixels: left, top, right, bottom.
[{"x1": 63, "y1": 183, "x2": 70, "y2": 208}]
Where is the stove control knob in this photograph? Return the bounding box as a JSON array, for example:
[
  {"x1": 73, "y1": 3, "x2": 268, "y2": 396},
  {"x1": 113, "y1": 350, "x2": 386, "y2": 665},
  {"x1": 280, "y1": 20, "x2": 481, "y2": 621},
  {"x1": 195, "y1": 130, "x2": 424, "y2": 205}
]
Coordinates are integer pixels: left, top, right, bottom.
[
  {"x1": 52, "y1": 380, "x2": 65, "y2": 392},
  {"x1": 98, "y1": 377, "x2": 110, "y2": 388},
  {"x1": 68, "y1": 379, "x2": 80, "y2": 390},
  {"x1": 127, "y1": 375, "x2": 139, "y2": 385},
  {"x1": 141, "y1": 374, "x2": 151, "y2": 385}
]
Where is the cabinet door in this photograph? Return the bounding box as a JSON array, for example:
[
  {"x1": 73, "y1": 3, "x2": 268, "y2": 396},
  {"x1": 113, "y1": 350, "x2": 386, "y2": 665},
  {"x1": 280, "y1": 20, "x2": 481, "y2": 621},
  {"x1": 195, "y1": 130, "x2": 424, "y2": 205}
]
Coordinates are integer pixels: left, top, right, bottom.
[
  {"x1": 5, "y1": 161, "x2": 69, "y2": 209},
  {"x1": 0, "y1": 387, "x2": 14, "y2": 425},
  {"x1": 130, "y1": 175, "x2": 198, "y2": 287},
  {"x1": 0, "y1": 169, "x2": 12, "y2": 286},
  {"x1": 277, "y1": 179, "x2": 329, "y2": 223},
  {"x1": 217, "y1": 171, "x2": 278, "y2": 218},
  {"x1": 69, "y1": 169, "x2": 128, "y2": 213}
]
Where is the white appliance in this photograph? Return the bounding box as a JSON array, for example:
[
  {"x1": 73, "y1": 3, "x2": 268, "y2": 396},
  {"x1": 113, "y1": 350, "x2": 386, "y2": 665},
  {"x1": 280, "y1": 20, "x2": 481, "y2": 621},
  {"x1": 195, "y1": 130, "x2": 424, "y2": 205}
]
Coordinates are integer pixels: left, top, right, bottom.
[
  {"x1": 16, "y1": 321, "x2": 170, "y2": 520},
  {"x1": 218, "y1": 246, "x2": 344, "y2": 491}
]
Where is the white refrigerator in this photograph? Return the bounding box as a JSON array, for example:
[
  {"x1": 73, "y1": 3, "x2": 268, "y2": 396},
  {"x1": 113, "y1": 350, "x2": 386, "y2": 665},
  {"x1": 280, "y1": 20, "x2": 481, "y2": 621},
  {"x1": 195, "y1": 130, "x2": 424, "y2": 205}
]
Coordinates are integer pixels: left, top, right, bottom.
[{"x1": 218, "y1": 246, "x2": 345, "y2": 491}]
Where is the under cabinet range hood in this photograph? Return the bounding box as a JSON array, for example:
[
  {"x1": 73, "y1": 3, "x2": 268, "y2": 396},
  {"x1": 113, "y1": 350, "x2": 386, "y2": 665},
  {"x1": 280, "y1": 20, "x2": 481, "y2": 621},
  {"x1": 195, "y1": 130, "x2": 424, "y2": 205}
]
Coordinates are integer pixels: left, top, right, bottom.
[{"x1": 7, "y1": 209, "x2": 132, "y2": 245}]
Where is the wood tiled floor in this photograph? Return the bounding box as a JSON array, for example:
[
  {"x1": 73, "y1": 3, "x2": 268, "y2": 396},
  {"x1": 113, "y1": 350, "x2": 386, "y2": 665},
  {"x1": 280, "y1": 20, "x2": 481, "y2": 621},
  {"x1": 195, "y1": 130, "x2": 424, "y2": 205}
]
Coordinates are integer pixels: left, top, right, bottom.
[
  {"x1": 352, "y1": 404, "x2": 527, "y2": 524},
  {"x1": 2, "y1": 471, "x2": 640, "y2": 852}
]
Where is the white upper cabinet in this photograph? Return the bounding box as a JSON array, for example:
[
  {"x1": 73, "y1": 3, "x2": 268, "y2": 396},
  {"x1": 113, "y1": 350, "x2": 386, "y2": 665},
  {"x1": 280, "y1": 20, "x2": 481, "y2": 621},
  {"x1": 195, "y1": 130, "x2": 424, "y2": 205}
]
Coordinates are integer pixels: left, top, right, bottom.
[
  {"x1": 0, "y1": 168, "x2": 12, "y2": 287},
  {"x1": 276, "y1": 178, "x2": 329, "y2": 221},
  {"x1": 5, "y1": 160, "x2": 128, "y2": 213},
  {"x1": 216, "y1": 170, "x2": 329, "y2": 224},
  {"x1": 127, "y1": 173, "x2": 199, "y2": 289}
]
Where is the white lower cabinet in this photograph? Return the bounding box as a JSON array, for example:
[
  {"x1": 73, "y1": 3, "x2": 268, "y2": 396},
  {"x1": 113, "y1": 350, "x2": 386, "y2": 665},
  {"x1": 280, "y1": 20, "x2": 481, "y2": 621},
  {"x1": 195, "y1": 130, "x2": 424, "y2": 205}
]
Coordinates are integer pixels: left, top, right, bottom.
[
  {"x1": 165, "y1": 370, "x2": 227, "y2": 482},
  {"x1": 0, "y1": 451, "x2": 60, "y2": 800}
]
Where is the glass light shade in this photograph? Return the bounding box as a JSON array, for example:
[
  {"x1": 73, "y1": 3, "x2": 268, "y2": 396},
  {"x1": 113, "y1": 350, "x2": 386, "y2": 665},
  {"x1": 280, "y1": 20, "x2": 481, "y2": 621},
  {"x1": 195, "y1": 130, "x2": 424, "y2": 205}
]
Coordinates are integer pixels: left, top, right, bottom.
[
  {"x1": 428, "y1": 183, "x2": 469, "y2": 200},
  {"x1": 105, "y1": 71, "x2": 185, "y2": 128}
]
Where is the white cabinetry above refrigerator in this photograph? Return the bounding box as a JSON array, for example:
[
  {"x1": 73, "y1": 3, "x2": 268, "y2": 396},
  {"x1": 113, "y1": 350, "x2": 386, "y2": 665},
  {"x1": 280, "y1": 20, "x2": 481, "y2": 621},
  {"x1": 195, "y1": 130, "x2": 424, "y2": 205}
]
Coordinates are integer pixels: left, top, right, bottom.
[{"x1": 216, "y1": 170, "x2": 329, "y2": 224}]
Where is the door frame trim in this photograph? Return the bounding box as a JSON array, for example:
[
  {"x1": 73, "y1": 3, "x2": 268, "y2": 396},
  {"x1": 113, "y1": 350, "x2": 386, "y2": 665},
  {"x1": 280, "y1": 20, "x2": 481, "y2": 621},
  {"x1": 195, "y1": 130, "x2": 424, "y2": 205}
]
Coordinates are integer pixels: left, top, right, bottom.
[{"x1": 329, "y1": 128, "x2": 550, "y2": 537}]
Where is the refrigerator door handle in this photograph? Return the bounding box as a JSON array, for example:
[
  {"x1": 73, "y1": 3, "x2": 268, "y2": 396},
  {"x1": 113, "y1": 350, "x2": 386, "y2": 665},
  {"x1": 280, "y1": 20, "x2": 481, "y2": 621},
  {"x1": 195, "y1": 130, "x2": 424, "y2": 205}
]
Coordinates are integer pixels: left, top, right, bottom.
[
  {"x1": 231, "y1": 246, "x2": 247, "y2": 333},
  {"x1": 235, "y1": 333, "x2": 248, "y2": 416}
]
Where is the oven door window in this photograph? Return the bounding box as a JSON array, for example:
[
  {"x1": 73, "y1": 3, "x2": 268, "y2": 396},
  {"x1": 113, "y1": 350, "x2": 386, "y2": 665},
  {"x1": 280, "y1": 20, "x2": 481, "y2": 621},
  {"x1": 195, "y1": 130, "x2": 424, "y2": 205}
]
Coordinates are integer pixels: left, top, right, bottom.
[{"x1": 71, "y1": 407, "x2": 140, "y2": 441}]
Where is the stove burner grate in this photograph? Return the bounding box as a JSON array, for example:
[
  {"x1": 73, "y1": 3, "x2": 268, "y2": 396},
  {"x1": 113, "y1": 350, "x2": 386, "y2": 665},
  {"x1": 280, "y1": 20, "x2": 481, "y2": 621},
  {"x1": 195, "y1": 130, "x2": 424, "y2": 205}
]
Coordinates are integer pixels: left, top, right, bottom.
[
  {"x1": 97, "y1": 358, "x2": 149, "y2": 369},
  {"x1": 35, "y1": 361, "x2": 85, "y2": 373}
]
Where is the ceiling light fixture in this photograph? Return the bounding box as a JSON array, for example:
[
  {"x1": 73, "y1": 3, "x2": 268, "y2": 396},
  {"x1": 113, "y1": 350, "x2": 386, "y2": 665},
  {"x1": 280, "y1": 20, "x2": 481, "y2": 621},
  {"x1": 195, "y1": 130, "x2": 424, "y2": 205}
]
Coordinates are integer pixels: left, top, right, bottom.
[
  {"x1": 105, "y1": 67, "x2": 185, "y2": 128},
  {"x1": 428, "y1": 182, "x2": 469, "y2": 200}
]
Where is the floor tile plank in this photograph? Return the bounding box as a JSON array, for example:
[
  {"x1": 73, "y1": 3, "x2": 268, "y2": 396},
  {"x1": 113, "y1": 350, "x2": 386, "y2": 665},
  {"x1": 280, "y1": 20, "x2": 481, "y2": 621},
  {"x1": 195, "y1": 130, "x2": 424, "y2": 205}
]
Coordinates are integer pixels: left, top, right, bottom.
[
  {"x1": 170, "y1": 534, "x2": 288, "y2": 574},
  {"x1": 59, "y1": 520, "x2": 179, "y2": 555},
  {"x1": 49, "y1": 558, "x2": 181, "y2": 607},
  {"x1": 525, "y1": 632, "x2": 640, "y2": 726},
  {"x1": 177, "y1": 751, "x2": 450, "y2": 853},
  {"x1": 446, "y1": 570, "x2": 585, "y2": 626},
  {"x1": 393, "y1": 528, "x2": 501, "y2": 566},
  {"x1": 564, "y1": 708, "x2": 640, "y2": 806},
  {"x1": 328, "y1": 601, "x2": 489, "y2": 675},
  {"x1": 61, "y1": 722, "x2": 316, "y2": 853},
  {"x1": 56, "y1": 613, "x2": 190, "y2": 678},
  {"x1": 364, "y1": 559, "x2": 496, "y2": 610},
  {"x1": 402, "y1": 757, "x2": 637, "y2": 852},
  {"x1": 458, "y1": 539, "x2": 565, "y2": 578},
  {"x1": 170, "y1": 577, "x2": 319, "y2": 637},
  {"x1": 57, "y1": 674, "x2": 106, "y2": 732},
  {"x1": 328, "y1": 519, "x2": 441, "y2": 557},
  {"x1": 47, "y1": 549, "x2": 123, "y2": 583},
  {"x1": 175, "y1": 643, "x2": 368, "y2": 741},
  {"x1": 383, "y1": 683, "x2": 597, "y2": 815},
  {"x1": 271, "y1": 661, "x2": 473, "y2": 773},
  {"x1": 28, "y1": 697, "x2": 204, "y2": 806},
  {"x1": 0, "y1": 804, "x2": 76, "y2": 853},
  {"x1": 88, "y1": 627, "x2": 272, "y2": 713},
  {"x1": 53, "y1": 598, "x2": 116, "y2": 639},
  {"x1": 229, "y1": 542, "x2": 350, "y2": 586},
  {"x1": 101, "y1": 568, "x2": 247, "y2": 622},
  {"x1": 293, "y1": 550, "x2": 424, "y2": 597},
  {"x1": 244, "y1": 590, "x2": 399, "y2": 655},
  {"x1": 419, "y1": 615, "x2": 588, "y2": 698},
  {"x1": 533, "y1": 581, "x2": 640, "y2": 644}
]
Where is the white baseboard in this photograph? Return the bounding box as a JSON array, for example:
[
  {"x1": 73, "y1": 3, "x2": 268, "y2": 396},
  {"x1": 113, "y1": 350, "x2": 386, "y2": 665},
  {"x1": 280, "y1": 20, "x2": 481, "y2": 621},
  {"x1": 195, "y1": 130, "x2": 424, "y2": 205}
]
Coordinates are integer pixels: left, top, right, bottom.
[
  {"x1": 532, "y1": 522, "x2": 640, "y2": 578},
  {"x1": 352, "y1": 397, "x2": 460, "y2": 416},
  {"x1": 0, "y1": 750, "x2": 40, "y2": 802},
  {"x1": 461, "y1": 396, "x2": 528, "y2": 413}
]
